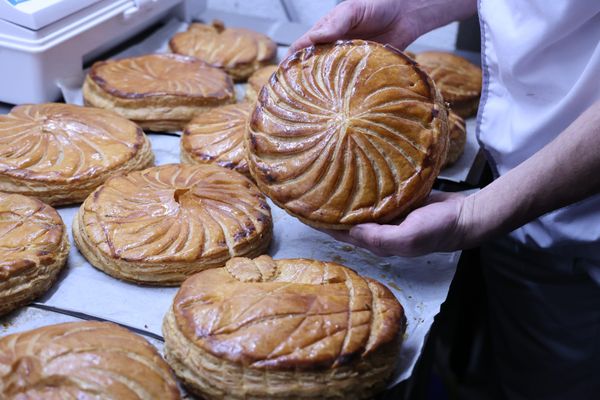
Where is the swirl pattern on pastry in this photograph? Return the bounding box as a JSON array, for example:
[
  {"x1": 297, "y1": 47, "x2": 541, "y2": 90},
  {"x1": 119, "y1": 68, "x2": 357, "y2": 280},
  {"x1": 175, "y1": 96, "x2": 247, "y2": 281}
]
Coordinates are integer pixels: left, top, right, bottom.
[
  {"x1": 0, "y1": 321, "x2": 180, "y2": 399},
  {"x1": 163, "y1": 255, "x2": 405, "y2": 399},
  {"x1": 83, "y1": 54, "x2": 235, "y2": 132},
  {"x1": 0, "y1": 192, "x2": 68, "y2": 316},
  {"x1": 169, "y1": 21, "x2": 277, "y2": 81},
  {"x1": 414, "y1": 51, "x2": 482, "y2": 117},
  {"x1": 0, "y1": 103, "x2": 153, "y2": 206},
  {"x1": 181, "y1": 103, "x2": 251, "y2": 177},
  {"x1": 247, "y1": 40, "x2": 448, "y2": 229},
  {"x1": 74, "y1": 164, "x2": 272, "y2": 285}
]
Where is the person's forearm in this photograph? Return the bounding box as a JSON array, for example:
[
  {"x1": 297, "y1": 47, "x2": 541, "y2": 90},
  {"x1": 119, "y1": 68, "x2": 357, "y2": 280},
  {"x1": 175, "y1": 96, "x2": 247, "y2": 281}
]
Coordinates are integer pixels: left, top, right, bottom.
[
  {"x1": 402, "y1": 0, "x2": 478, "y2": 37},
  {"x1": 460, "y1": 100, "x2": 600, "y2": 244}
]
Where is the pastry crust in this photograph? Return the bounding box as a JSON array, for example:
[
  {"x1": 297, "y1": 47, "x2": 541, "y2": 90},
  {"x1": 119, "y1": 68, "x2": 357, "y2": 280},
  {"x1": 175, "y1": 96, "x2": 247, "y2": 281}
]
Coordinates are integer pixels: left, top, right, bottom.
[
  {"x1": 163, "y1": 255, "x2": 406, "y2": 400},
  {"x1": 181, "y1": 102, "x2": 251, "y2": 177},
  {"x1": 0, "y1": 103, "x2": 154, "y2": 206},
  {"x1": 83, "y1": 54, "x2": 235, "y2": 132},
  {"x1": 443, "y1": 111, "x2": 467, "y2": 167},
  {"x1": 169, "y1": 21, "x2": 277, "y2": 81},
  {"x1": 74, "y1": 163, "x2": 272, "y2": 286},
  {"x1": 246, "y1": 40, "x2": 449, "y2": 229},
  {"x1": 245, "y1": 64, "x2": 278, "y2": 103},
  {"x1": 0, "y1": 321, "x2": 180, "y2": 399},
  {"x1": 0, "y1": 192, "x2": 68, "y2": 316},
  {"x1": 414, "y1": 51, "x2": 482, "y2": 118}
]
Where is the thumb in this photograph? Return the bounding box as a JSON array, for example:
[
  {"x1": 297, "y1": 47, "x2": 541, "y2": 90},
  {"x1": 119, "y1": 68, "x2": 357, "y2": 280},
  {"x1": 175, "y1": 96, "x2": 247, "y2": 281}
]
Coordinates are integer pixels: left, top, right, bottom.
[{"x1": 307, "y1": 1, "x2": 362, "y2": 44}]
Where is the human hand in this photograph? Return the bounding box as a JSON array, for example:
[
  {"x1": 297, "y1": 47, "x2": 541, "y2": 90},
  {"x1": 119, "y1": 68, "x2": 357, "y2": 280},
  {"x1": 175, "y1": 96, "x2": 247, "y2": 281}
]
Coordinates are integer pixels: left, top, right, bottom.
[{"x1": 326, "y1": 192, "x2": 477, "y2": 257}]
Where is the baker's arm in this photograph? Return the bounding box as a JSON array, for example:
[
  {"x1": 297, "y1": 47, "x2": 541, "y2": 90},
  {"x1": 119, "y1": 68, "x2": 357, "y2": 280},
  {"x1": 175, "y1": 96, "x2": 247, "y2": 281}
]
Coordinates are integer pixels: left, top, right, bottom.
[
  {"x1": 288, "y1": 0, "x2": 477, "y2": 54},
  {"x1": 328, "y1": 100, "x2": 600, "y2": 256}
]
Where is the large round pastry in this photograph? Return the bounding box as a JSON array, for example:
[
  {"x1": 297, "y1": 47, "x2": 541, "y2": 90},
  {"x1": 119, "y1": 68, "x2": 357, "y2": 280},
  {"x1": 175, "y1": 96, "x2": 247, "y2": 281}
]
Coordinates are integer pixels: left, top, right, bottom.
[
  {"x1": 0, "y1": 321, "x2": 180, "y2": 399},
  {"x1": 247, "y1": 40, "x2": 449, "y2": 229},
  {"x1": 0, "y1": 103, "x2": 153, "y2": 206},
  {"x1": 414, "y1": 51, "x2": 482, "y2": 118},
  {"x1": 83, "y1": 54, "x2": 235, "y2": 132},
  {"x1": 169, "y1": 21, "x2": 277, "y2": 81},
  {"x1": 245, "y1": 64, "x2": 277, "y2": 103},
  {"x1": 163, "y1": 255, "x2": 406, "y2": 400},
  {"x1": 181, "y1": 102, "x2": 251, "y2": 178},
  {"x1": 73, "y1": 163, "x2": 272, "y2": 286},
  {"x1": 0, "y1": 193, "x2": 69, "y2": 316}
]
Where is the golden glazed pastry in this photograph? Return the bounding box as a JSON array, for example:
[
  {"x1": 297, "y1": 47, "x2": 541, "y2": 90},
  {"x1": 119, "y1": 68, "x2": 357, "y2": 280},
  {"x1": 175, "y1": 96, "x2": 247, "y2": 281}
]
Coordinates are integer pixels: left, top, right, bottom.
[
  {"x1": 181, "y1": 102, "x2": 251, "y2": 177},
  {"x1": 0, "y1": 321, "x2": 180, "y2": 399},
  {"x1": 443, "y1": 111, "x2": 467, "y2": 167},
  {"x1": 83, "y1": 54, "x2": 235, "y2": 132},
  {"x1": 0, "y1": 103, "x2": 153, "y2": 206},
  {"x1": 169, "y1": 21, "x2": 277, "y2": 81},
  {"x1": 0, "y1": 193, "x2": 68, "y2": 316},
  {"x1": 414, "y1": 51, "x2": 482, "y2": 118},
  {"x1": 245, "y1": 64, "x2": 278, "y2": 103},
  {"x1": 247, "y1": 40, "x2": 449, "y2": 229},
  {"x1": 73, "y1": 163, "x2": 272, "y2": 286},
  {"x1": 163, "y1": 255, "x2": 406, "y2": 400}
]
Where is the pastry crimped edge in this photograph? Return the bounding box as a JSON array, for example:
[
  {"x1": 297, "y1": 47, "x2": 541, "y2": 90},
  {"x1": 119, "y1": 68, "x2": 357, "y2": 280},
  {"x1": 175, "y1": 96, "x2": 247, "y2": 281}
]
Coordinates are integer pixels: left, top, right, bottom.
[
  {"x1": 0, "y1": 227, "x2": 69, "y2": 316},
  {"x1": 163, "y1": 307, "x2": 400, "y2": 400},
  {"x1": 83, "y1": 75, "x2": 236, "y2": 132},
  {"x1": 0, "y1": 131, "x2": 154, "y2": 206},
  {"x1": 72, "y1": 204, "x2": 273, "y2": 287}
]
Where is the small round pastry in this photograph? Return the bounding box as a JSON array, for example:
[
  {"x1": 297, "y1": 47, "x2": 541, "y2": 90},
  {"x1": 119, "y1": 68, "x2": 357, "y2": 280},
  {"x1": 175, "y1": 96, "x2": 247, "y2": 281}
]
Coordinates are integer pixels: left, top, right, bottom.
[
  {"x1": 0, "y1": 103, "x2": 154, "y2": 206},
  {"x1": 414, "y1": 51, "x2": 482, "y2": 118},
  {"x1": 247, "y1": 40, "x2": 448, "y2": 229},
  {"x1": 169, "y1": 21, "x2": 277, "y2": 81},
  {"x1": 163, "y1": 255, "x2": 406, "y2": 400},
  {"x1": 443, "y1": 111, "x2": 467, "y2": 168},
  {"x1": 0, "y1": 321, "x2": 180, "y2": 399},
  {"x1": 245, "y1": 64, "x2": 277, "y2": 103},
  {"x1": 0, "y1": 193, "x2": 69, "y2": 316},
  {"x1": 181, "y1": 102, "x2": 251, "y2": 177},
  {"x1": 83, "y1": 54, "x2": 235, "y2": 132},
  {"x1": 74, "y1": 163, "x2": 272, "y2": 286}
]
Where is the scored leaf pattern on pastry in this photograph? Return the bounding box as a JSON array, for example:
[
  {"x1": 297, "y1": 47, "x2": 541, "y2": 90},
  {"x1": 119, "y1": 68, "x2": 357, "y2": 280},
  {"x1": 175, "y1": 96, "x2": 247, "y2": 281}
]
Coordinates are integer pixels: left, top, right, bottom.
[
  {"x1": 247, "y1": 40, "x2": 447, "y2": 227},
  {"x1": 0, "y1": 192, "x2": 64, "y2": 278},
  {"x1": 0, "y1": 104, "x2": 145, "y2": 182},
  {"x1": 81, "y1": 164, "x2": 271, "y2": 263},
  {"x1": 173, "y1": 255, "x2": 405, "y2": 369},
  {"x1": 0, "y1": 321, "x2": 180, "y2": 399},
  {"x1": 90, "y1": 54, "x2": 234, "y2": 99},
  {"x1": 170, "y1": 23, "x2": 276, "y2": 69},
  {"x1": 182, "y1": 103, "x2": 251, "y2": 176}
]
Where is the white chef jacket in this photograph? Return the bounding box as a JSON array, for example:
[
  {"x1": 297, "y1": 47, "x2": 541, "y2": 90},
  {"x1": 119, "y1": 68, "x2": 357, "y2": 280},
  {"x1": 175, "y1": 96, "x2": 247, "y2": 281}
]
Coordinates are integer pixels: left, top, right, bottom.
[{"x1": 477, "y1": 0, "x2": 600, "y2": 260}]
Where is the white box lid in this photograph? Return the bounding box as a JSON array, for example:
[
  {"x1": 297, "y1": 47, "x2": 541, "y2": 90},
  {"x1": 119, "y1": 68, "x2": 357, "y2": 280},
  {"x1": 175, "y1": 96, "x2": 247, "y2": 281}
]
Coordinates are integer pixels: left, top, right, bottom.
[{"x1": 1, "y1": 0, "x2": 108, "y2": 30}]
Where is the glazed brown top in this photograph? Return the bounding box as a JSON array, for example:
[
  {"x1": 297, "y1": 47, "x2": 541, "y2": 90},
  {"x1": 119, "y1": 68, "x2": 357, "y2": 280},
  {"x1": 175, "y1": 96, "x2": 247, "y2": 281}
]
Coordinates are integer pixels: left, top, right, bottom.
[
  {"x1": 170, "y1": 22, "x2": 276, "y2": 69},
  {"x1": 89, "y1": 54, "x2": 234, "y2": 100},
  {"x1": 414, "y1": 52, "x2": 482, "y2": 102},
  {"x1": 182, "y1": 102, "x2": 251, "y2": 175},
  {"x1": 0, "y1": 104, "x2": 146, "y2": 183},
  {"x1": 247, "y1": 64, "x2": 278, "y2": 95},
  {"x1": 0, "y1": 321, "x2": 180, "y2": 399},
  {"x1": 0, "y1": 192, "x2": 65, "y2": 280},
  {"x1": 81, "y1": 164, "x2": 271, "y2": 263},
  {"x1": 172, "y1": 255, "x2": 405, "y2": 370},
  {"x1": 246, "y1": 40, "x2": 448, "y2": 228}
]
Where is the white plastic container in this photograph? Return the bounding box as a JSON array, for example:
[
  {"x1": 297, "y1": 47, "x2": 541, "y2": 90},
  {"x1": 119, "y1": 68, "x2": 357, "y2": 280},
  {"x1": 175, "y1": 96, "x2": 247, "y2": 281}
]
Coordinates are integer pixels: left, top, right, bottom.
[{"x1": 0, "y1": 0, "x2": 206, "y2": 105}]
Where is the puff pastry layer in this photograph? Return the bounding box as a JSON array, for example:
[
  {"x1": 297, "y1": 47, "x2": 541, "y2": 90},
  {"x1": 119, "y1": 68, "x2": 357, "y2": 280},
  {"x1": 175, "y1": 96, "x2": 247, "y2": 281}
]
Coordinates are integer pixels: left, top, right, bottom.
[
  {"x1": 83, "y1": 54, "x2": 235, "y2": 132},
  {"x1": 163, "y1": 255, "x2": 406, "y2": 399},
  {"x1": 0, "y1": 192, "x2": 68, "y2": 316},
  {"x1": 0, "y1": 103, "x2": 153, "y2": 206},
  {"x1": 74, "y1": 164, "x2": 272, "y2": 286},
  {"x1": 169, "y1": 21, "x2": 277, "y2": 81},
  {"x1": 247, "y1": 40, "x2": 448, "y2": 229},
  {"x1": 245, "y1": 64, "x2": 278, "y2": 103},
  {"x1": 414, "y1": 51, "x2": 482, "y2": 118},
  {"x1": 0, "y1": 321, "x2": 180, "y2": 399},
  {"x1": 443, "y1": 111, "x2": 466, "y2": 168},
  {"x1": 181, "y1": 102, "x2": 251, "y2": 177}
]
